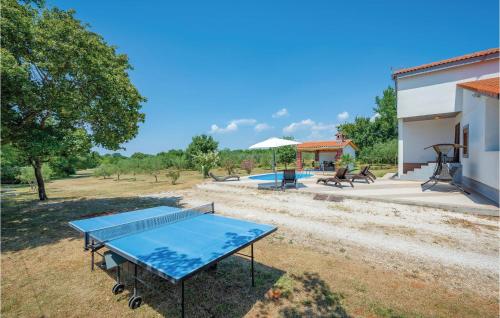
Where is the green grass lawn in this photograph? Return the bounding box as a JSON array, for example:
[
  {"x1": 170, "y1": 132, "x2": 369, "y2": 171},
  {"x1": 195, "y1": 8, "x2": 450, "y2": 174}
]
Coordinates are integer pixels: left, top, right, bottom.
[{"x1": 351, "y1": 164, "x2": 397, "y2": 177}]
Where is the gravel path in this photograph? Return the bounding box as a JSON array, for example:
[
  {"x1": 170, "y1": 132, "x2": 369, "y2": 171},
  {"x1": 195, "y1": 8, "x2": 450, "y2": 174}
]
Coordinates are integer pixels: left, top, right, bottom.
[{"x1": 144, "y1": 182, "x2": 499, "y2": 296}]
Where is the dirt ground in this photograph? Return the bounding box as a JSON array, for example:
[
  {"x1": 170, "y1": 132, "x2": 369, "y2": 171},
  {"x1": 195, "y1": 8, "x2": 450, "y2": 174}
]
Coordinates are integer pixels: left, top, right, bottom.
[{"x1": 1, "y1": 173, "x2": 498, "y2": 317}]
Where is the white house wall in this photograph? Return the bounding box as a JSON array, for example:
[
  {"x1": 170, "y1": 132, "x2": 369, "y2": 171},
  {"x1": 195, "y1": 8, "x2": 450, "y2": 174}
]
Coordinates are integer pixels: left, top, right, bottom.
[
  {"x1": 402, "y1": 117, "x2": 456, "y2": 163},
  {"x1": 484, "y1": 97, "x2": 499, "y2": 151},
  {"x1": 460, "y1": 90, "x2": 499, "y2": 192},
  {"x1": 397, "y1": 59, "x2": 499, "y2": 119}
]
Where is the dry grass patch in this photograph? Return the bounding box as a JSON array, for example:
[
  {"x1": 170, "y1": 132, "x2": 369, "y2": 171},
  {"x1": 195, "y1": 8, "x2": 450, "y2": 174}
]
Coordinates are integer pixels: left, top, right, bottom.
[
  {"x1": 443, "y1": 217, "x2": 498, "y2": 232},
  {"x1": 328, "y1": 203, "x2": 353, "y2": 213},
  {"x1": 1, "y1": 171, "x2": 498, "y2": 318}
]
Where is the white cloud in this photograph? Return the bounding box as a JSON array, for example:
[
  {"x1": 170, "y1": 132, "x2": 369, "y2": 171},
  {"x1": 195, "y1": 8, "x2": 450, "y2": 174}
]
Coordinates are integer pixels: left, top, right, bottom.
[
  {"x1": 254, "y1": 123, "x2": 272, "y2": 132},
  {"x1": 370, "y1": 113, "x2": 381, "y2": 122},
  {"x1": 232, "y1": 118, "x2": 257, "y2": 125},
  {"x1": 209, "y1": 118, "x2": 256, "y2": 134},
  {"x1": 209, "y1": 123, "x2": 237, "y2": 134},
  {"x1": 283, "y1": 119, "x2": 314, "y2": 133},
  {"x1": 272, "y1": 108, "x2": 289, "y2": 118},
  {"x1": 283, "y1": 119, "x2": 336, "y2": 138},
  {"x1": 337, "y1": 111, "x2": 349, "y2": 121}
]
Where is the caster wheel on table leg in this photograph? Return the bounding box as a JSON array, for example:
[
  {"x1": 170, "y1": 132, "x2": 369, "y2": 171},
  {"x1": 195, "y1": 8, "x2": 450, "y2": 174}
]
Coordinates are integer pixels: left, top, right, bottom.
[
  {"x1": 128, "y1": 296, "x2": 142, "y2": 309},
  {"x1": 112, "y1": 283, "x2": 125, "y2": 294}
]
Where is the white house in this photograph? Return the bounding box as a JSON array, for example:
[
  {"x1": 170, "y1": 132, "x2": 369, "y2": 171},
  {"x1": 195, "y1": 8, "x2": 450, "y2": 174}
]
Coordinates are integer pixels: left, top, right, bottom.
[{"x1": 393, "y1": 48, "x2": 499, "y2": 204}]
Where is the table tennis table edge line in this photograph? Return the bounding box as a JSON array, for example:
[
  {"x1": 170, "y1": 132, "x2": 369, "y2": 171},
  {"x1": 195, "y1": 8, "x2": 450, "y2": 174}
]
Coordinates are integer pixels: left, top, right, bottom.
[
  {"x1": 93, "y1": 226, "x2": 277, "y2": 285},
  {"x1": 83, "y1": 204, "x2": 213, "y2": 235},
  {"x1": 173, "y1": 226, "x2": 277, "y2": 283}
]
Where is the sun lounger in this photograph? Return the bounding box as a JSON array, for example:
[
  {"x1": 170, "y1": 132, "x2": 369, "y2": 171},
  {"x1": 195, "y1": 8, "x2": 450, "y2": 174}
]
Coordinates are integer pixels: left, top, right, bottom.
[
  {"x1": 316, "y1": 167, "x2": 354, "y2": 187},
  {"x1": 281, "y1": 169, "x2": 297, "y2": 190},
  {"x1": 347, "y1": 165, "x2": 374, "y2": 183},
  {"x1": 365, "y1": 166, "x2": 376, "y2": 181},
  {"x1": 209, "y1": 172, "x2": 240, "y2": 182}
]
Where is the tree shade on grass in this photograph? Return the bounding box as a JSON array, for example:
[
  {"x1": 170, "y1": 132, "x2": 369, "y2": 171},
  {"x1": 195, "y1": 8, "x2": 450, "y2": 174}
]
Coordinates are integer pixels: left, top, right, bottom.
[{"x1": 1, "y1": 0, "x2": 145, "y2": 200}]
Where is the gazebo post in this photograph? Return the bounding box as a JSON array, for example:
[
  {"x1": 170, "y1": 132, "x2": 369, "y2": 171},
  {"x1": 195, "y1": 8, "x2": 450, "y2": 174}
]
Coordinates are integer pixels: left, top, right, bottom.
[{"x1": 296, "y1": 150, "x2": 302, "y2": 171}]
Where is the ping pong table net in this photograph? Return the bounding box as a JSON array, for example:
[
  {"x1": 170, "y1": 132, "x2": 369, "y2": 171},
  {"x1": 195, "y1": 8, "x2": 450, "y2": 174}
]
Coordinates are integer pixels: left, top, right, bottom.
[{"x1": 88, "y1": 203, "x2": 214, "y2": 243}]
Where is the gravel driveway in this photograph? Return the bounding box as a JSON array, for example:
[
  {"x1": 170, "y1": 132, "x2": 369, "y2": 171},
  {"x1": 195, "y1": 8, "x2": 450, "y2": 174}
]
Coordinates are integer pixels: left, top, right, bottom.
[{"x1": 146, "y1": 182, "x2": 499, "y2": 298}]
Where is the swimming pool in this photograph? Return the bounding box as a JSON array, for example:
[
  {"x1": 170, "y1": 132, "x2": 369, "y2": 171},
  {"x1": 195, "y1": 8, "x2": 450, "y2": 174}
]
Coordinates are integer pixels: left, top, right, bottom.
[{"x1": 249, "y1": 172, "x2": 313, "y2": 181}]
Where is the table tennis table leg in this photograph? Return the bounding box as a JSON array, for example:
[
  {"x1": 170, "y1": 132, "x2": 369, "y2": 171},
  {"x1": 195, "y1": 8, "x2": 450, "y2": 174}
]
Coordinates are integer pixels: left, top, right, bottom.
[
  {"x1": 127, "y1": 264, "x2": 142, "y2": 309},
  {"x1": 181, "y1": 280, "x2": 185, "y2": 318},
  {"x1": 133, "y1": 264, "x2": 138, "y2": 296},
  {"x1": 91, "y1": 240, "x2": 95, "y2": 271},
  {"x1": 251, "y1": 244, "x2": 254, "y2": 287}
]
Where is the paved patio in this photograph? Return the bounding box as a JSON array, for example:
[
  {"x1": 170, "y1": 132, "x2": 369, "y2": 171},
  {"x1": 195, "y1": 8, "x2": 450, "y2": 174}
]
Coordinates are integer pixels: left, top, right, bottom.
[{"x1": 223, "y1": 173, "x2": 499, "y2": 216}]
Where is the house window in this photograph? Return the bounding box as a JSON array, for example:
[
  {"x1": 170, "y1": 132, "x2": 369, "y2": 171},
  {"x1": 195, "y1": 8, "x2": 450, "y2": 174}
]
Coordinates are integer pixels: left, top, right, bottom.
[{"x1": 462, "y1": 125, "x2": 469, "y2": 158}]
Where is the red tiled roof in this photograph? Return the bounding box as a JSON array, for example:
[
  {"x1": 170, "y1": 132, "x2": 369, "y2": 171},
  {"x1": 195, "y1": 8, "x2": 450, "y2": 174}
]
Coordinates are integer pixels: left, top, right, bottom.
[
  {"x1": 457, "y1": 77, "x2": 500, "y2": 98},
  {"x1": 298, "y1": 140, "x2": 358, "y2": 150},
  {"x1": 392, "y1": 48, "x2": 499, "y2": 78}
]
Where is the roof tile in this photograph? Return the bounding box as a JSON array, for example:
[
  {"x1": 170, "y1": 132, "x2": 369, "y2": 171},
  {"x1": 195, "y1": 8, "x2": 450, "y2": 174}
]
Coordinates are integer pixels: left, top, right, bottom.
[
  {"x1": 298, "y1": 140, "x2": 356, "y2": 149},
  {"x1": 393, "y1": 48, "x2": 499, "y2": 78},
  {"x1": 457, "y1": 77, "x2": 499, "y2": 98}
]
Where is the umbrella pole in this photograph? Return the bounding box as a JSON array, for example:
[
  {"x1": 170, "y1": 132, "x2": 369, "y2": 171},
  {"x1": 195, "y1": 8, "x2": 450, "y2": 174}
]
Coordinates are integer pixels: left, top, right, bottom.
[{"x1": 273, "y1": 149, "x2": 277, "y2": 190}]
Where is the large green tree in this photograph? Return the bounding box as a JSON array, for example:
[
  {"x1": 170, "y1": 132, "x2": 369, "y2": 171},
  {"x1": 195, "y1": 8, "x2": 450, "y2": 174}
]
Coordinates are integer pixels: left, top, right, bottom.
[
  {"x1": 1, "y1": 1, "x2": 145, "y2": 200},
  {"x1": 185, "y1": 135, "x2": 218, "y2": 167},
  {"x1": 372, "y1": 86, "x2": 397, "y2": 141},
  {"x1": 337, "y1": 86, "x2": 396, "y2": 151}
]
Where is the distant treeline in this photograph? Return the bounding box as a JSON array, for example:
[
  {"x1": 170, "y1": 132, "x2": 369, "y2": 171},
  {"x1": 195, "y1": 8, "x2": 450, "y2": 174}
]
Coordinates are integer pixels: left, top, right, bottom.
[
  {"x1": 90, "y1": 147, "x2": 280, "y2": 183},
  {"x1": 1, "y1": 144, "x2": 102, "y2": 184},
  {"x1": 0, "y1": 135, "x2": 284, "y2": 184}
]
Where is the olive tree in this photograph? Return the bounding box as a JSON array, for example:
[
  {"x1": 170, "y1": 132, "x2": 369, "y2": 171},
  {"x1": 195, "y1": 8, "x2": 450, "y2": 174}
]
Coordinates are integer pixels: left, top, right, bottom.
[{"x1": 143, "y1": 157, "x2": 163, "y2": 182}]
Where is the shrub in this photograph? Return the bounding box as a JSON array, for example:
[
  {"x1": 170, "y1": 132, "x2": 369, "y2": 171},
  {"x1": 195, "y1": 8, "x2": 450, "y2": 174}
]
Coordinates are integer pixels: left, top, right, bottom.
[
  {"x1": 1, "y1": 165, "x2": 20, "y2": 184},
  {"x1": 336, "y1": 153, "x2": 355, "y2": 170},
  {"x1": 171, "y1": 156, "x2": 188, "y2": 170},
  {"x1": 166, "y1": 169, "x2": 180, "y2": 185},
  {"x1": 240, "y1": 159, "x2": 255, "y2": 174},
  {"x1": 221, "y1": 158, "x2": 237, "y2": 175},
  {"x1": 93, "y1": 164, "x2": 114, "y2": 179},
  {"x1": 143, "y1": 157, "x2": 163, "y2": 182},
  {"x1": 112, "y1": 160, "x2": 130, "y2": 180},
  {"x1": 1, "y1": 144, "x2": 22, "y2": 183},
  {"x1": 358, "y1": 139, "x2": 397, "y2": 165},
  {"x1": 17, "y1": 164, "x2": 53, "y2": 191},
  {"x1": 258, "y1": 153, "x2": 273, "y2": 169},
  {"x1": 193, "y1": 151, "x2": 219, "y2": 178}
]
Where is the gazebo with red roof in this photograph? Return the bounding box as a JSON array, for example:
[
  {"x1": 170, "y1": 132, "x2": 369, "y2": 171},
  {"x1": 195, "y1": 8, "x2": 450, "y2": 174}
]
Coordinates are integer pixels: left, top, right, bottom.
[{"x1": 296, "y1": 132, "x2": 358, "y2": 171}]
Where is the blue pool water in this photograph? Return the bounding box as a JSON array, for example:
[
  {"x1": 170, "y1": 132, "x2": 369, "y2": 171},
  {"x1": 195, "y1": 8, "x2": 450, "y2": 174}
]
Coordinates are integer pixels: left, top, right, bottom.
[{"x1": 249, "y1": 172, "x2": 313, "y2": 181}]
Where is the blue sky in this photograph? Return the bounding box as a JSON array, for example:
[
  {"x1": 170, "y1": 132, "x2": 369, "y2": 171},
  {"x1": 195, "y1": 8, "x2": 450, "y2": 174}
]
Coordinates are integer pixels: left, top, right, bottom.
[{"x1": 49, "y1": 0, "x2": 499, "y2": 155}]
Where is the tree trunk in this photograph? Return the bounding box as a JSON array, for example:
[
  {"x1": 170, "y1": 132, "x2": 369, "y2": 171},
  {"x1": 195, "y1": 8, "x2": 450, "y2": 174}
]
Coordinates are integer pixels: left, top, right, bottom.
[{"x1": 33, "y1": 160, "x2": 48, "y2": 201}]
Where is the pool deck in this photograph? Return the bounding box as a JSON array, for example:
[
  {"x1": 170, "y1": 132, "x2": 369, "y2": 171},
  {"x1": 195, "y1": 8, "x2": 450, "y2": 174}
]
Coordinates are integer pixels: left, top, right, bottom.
[{"x1": 216, "y1": 172, "x2": 499, "y2": 216}]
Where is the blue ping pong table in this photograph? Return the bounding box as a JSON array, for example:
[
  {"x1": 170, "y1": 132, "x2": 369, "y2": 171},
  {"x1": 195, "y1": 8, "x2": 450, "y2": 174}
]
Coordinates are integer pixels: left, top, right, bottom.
[{"x1": 69, "y1": 203, "x2": 277, "y2": 317}]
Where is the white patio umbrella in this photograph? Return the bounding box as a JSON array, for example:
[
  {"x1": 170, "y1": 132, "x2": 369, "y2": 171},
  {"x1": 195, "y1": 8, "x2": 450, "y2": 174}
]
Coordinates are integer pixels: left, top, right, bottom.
[{"x1": 249, "y1": 137, "x2": 302, "y2": 189}]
